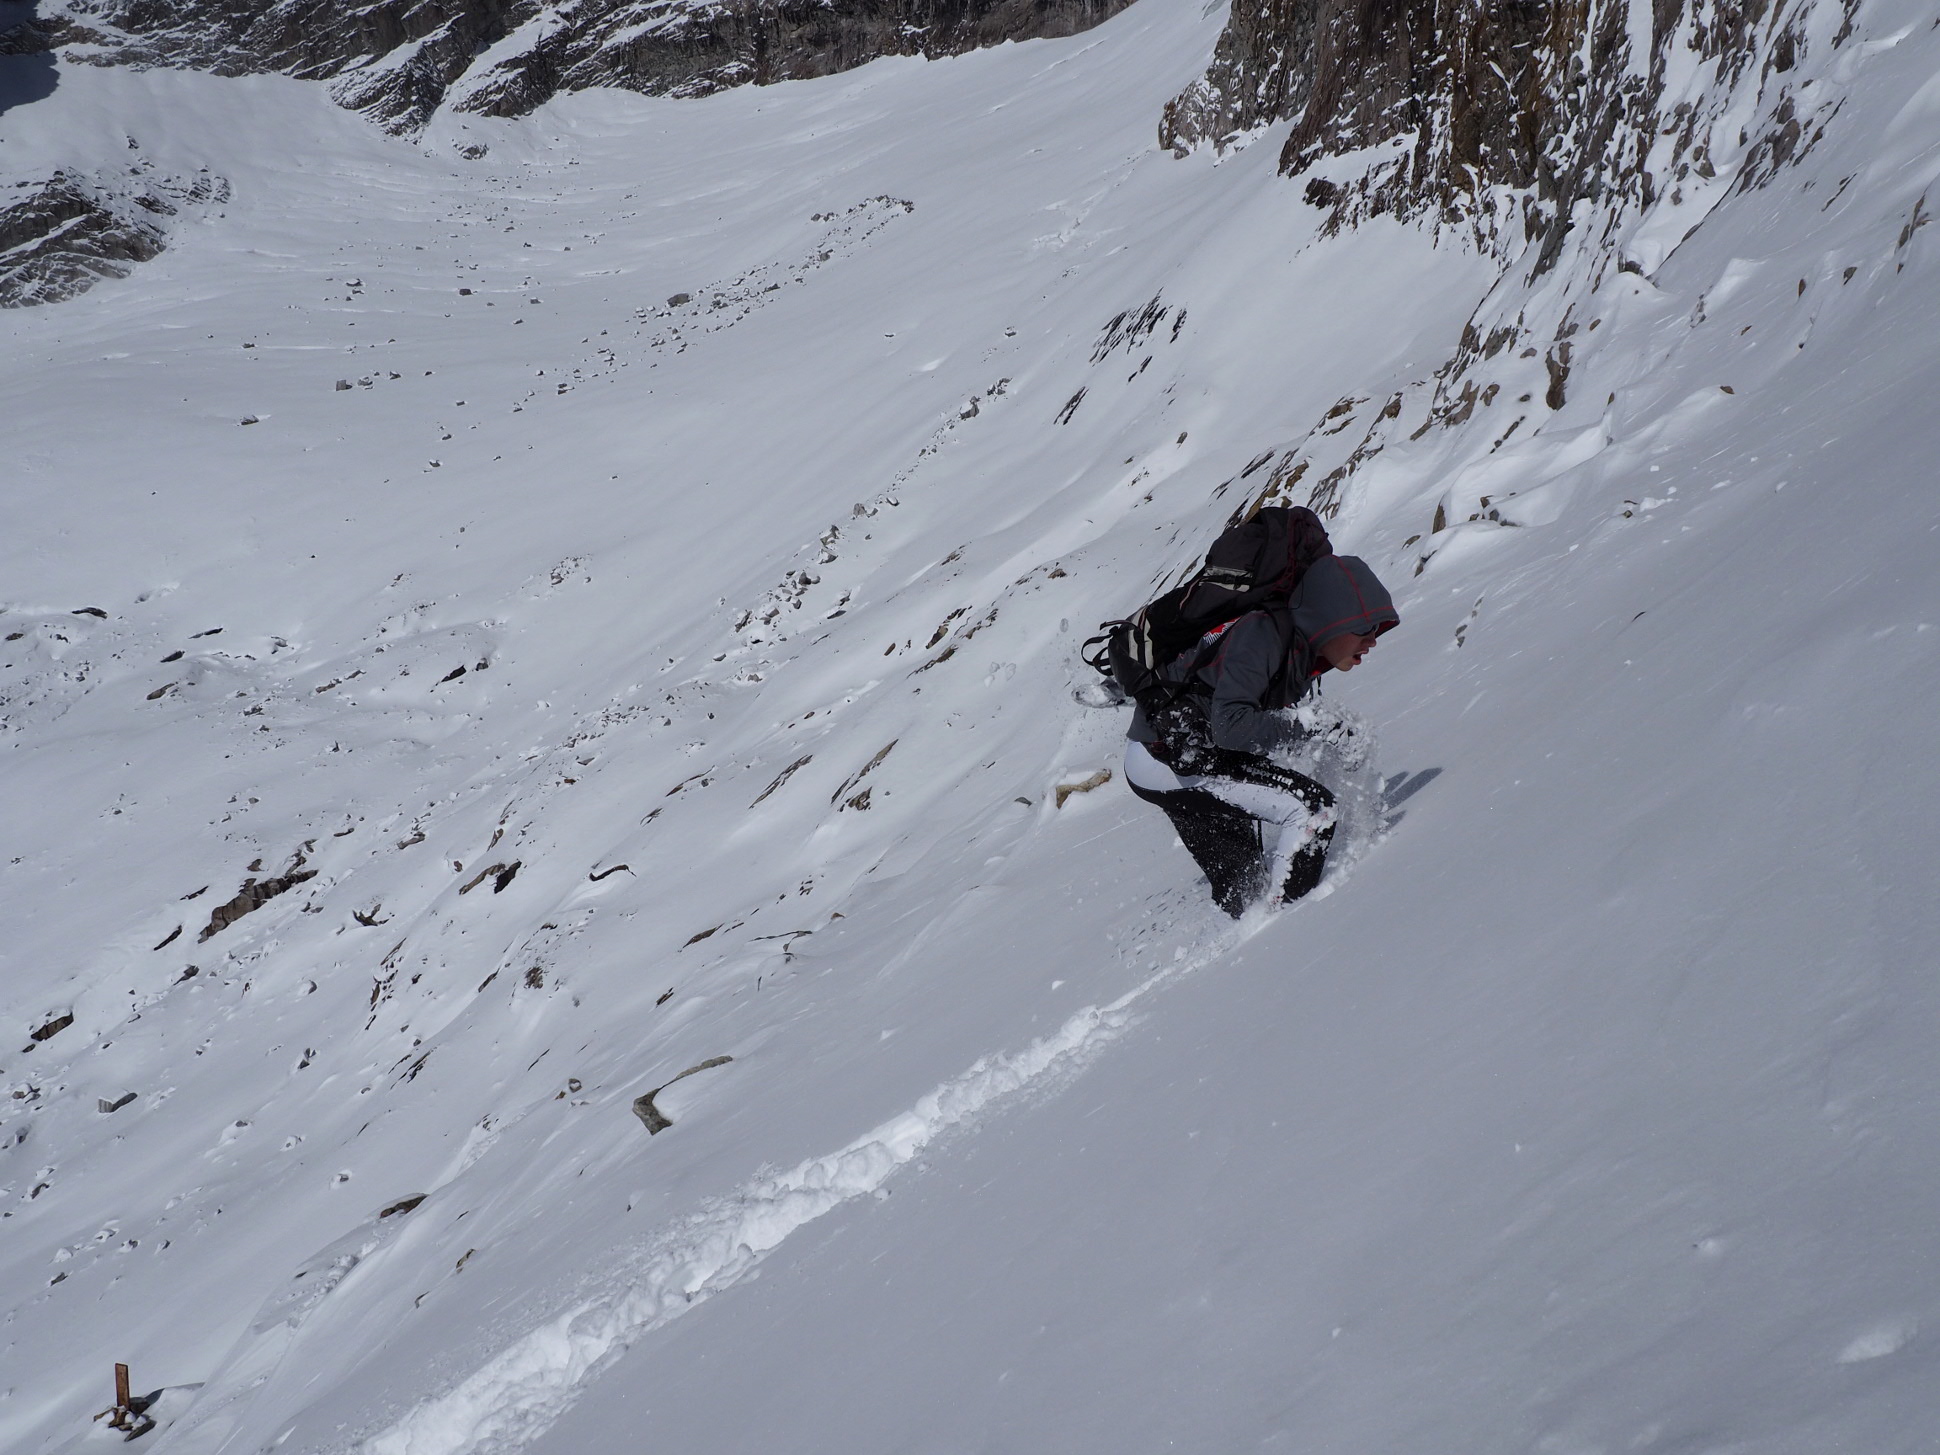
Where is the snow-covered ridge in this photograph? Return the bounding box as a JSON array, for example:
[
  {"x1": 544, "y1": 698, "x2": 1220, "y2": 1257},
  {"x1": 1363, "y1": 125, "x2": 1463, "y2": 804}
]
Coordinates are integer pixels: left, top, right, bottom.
[
  {"x1": 5, "y1": 1, "x2": 1940, "y2": 1452},
  {"x1": 13, "y1": 0, "x2": 1137, "y2": 136}
]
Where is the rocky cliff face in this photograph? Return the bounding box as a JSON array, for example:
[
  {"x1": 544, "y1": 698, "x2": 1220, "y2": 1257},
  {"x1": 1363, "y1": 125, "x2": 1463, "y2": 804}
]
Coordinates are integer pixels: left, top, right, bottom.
[
  {"x1": 0, "y1": 163, "x2": 229, "y2": 307},
  {"x1": 1165, "y1": 0, "x2": 1875, "y2": 580},
  {"x1": 1161, "y1": 0, "x2": 1859, "y2": 268},
  {"x1": 450, "y1": 0, "x2": 1134, "y2": 124},
  {"x1": 10, "y1": 0, "x2": 1133, "y2": 136}
]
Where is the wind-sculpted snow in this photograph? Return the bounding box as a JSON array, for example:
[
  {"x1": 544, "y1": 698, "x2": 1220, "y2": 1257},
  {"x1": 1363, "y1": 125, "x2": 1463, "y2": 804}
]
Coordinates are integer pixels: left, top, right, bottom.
[
  {"x1": 361, "y1": 940, "x2": 1205, "y2": 1455},
  {"x1": 5, "y1": 2, "x2": 1940, "y2": 1453}
]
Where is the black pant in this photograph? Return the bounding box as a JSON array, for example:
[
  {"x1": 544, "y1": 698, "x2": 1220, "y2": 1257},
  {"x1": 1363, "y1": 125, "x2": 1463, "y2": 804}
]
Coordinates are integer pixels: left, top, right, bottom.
[{"x1": 1129, "y1": 751, "x2": 1336, "y2": 917}]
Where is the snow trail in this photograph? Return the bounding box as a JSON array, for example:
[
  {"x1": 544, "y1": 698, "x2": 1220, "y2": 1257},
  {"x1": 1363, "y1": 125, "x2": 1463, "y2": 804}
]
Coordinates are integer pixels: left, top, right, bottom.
[
  {"x1": 359, "y1": 906, "x2": 1266, "y2": 1455},
  {"x1": 358, "y1": 767, "x2": 1398, "y2": 1455}
]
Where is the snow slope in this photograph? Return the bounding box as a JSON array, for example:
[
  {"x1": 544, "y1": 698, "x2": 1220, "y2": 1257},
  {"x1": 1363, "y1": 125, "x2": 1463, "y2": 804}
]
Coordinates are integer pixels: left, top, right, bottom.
[{"x1": 3, "y1": 2, "x2": 1938, "y2": 1453}]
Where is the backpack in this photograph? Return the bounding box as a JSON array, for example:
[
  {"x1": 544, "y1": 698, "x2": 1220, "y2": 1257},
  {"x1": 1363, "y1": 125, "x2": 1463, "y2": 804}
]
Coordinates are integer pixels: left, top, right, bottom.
[{"x1": 1081, "y1": 504, "x2": 1333, "y2": 714}]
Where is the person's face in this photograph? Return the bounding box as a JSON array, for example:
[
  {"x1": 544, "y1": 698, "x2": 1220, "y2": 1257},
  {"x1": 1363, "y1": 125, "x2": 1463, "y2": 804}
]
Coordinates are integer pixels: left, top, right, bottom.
[{"x1": 1320, "y1": 631, "x2": 1381, "y2": 671}]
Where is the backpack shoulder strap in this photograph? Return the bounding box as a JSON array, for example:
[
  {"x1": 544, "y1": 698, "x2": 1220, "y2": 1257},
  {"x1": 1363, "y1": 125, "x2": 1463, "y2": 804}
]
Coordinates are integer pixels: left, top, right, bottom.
[
  {"x1": 1259, "y1": 602, "x2": 1302, "y2": 702},
  {"x1": 1180, "y1": 607, "x2": 1287, "y2": 692}
]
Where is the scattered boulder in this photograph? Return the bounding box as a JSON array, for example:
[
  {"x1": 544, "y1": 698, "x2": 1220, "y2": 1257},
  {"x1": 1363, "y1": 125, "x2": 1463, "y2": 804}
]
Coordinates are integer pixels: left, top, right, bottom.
[
  {"x1": 632, "y1": 1056, "x2": 733, "y2": 1135},
  {"x1": 1054, "y1": 769, "x2": 1112, "y2": 808}
]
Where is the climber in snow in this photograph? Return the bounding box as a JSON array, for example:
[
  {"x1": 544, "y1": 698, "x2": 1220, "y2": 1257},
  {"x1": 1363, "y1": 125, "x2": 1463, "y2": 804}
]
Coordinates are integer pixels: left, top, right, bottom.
[{"x1": 1122, "y1": 552, "x2": 1399, "y2": 915}]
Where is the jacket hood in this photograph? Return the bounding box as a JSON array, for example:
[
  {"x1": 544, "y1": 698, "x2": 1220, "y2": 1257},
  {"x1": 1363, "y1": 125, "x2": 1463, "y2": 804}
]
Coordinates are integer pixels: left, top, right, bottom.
[{"x1": 1291, "y1": 554, "x2": 1399, "y2": 654}]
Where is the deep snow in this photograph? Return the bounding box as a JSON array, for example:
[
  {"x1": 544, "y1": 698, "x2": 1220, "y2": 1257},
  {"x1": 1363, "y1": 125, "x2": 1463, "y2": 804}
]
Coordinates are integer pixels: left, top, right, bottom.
[{"x1": 3, "y1": 2, "x2": 1939, "y2": 1453}]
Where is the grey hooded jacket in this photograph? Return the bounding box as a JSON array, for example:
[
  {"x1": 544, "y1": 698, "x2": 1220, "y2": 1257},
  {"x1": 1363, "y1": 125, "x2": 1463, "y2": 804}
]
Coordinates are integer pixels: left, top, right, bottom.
[{"x1": 1127, "y1": 553, "x2": 1399, "y2": 756}]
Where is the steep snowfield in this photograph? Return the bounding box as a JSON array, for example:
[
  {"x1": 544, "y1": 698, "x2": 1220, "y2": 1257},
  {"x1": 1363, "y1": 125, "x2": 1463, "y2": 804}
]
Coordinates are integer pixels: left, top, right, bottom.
[{"x1": 4, "y1": 3, "x2": 1938, "y2": 1453}]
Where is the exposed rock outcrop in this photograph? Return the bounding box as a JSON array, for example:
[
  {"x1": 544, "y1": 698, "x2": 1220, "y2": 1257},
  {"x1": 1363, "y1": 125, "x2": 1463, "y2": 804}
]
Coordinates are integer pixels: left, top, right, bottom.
[
  {"x1": 1159, "y1": 0, "x2": 1876, "y2": 581},
  {"x1": 0, "y1": 165, "x2": 230, "y2": 307},
  {"x1": 1161, "y1": 0, "x2": 1861, "y2": 268},
  {"x1": 28, "y1": 0, "x2": 1135, "y2": 136},
  {"x1": 198, "y1": 861, "x2": 317, "y2": 941},
  {"x1": 0, "y1": 10, "x2": 107, "y2": 54}
]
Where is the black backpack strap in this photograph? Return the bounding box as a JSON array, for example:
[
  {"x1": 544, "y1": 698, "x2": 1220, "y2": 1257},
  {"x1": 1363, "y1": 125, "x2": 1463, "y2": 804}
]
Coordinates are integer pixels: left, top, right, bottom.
[
  {"x1": 1147, "y1": 622, "x2": 1229, "y2": 707},
  {"x1": 1259, "y1": 602, "x2": 1302, "y2": 703},
  {"x1": 1080, "y1": 629, "x2": 1116, "y2": 676}
]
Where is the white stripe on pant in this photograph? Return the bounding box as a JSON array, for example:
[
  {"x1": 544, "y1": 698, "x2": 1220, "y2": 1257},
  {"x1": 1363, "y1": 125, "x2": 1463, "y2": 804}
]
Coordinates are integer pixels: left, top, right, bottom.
[{"x1": 1124, "y1": 739, "x2": 1335, "y2": 895}]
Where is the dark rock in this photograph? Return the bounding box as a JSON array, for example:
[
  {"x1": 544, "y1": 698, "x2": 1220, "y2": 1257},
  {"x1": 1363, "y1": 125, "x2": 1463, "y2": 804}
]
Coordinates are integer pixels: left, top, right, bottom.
[
  {"x1": 1, "y1": 15, "x2": 82, "y2": 54},
  {"x1": 198, "y1": 864, "x2": 318, "y2": 940},
  {"x1": 1544, "y1": 340, "x2": 1571, "y2": 411},
  {"x1": 631, "y1": 1055, "x2": 733, "y2": 1135},
  {"x1": 0, "y1": 166, "x2": 229, "y2": 307},
  {"x1": 0, "y1": 170, "x2": 167, "y2": 306},
  {"x1": 458, "y1": 860, "x2": 517, "y2": 893}
]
